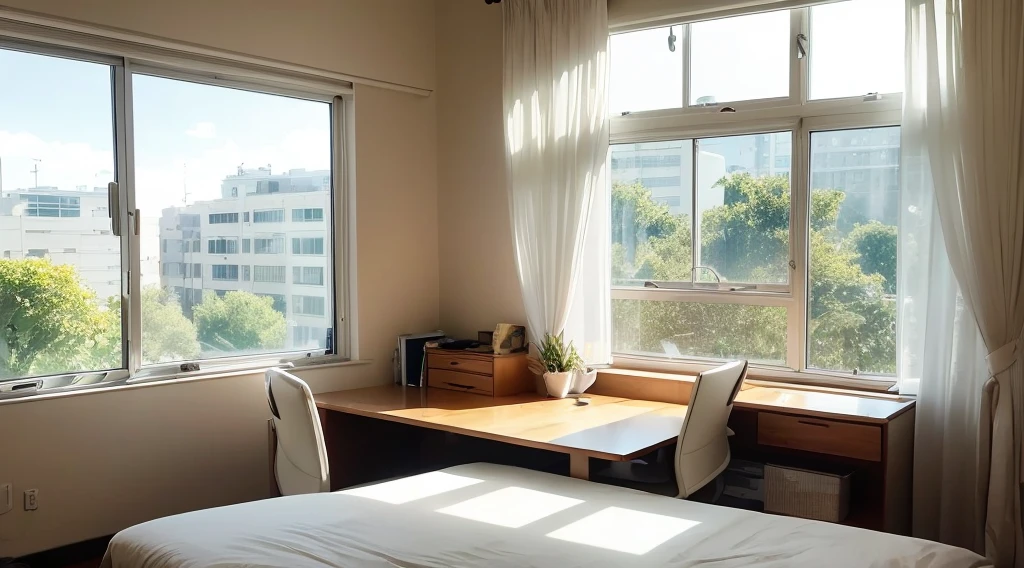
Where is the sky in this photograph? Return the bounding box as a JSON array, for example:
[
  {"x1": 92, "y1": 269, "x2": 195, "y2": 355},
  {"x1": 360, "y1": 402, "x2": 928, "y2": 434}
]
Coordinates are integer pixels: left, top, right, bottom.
[{"x1": 609, "y1": 0, "x2": 904, "y2": 114}]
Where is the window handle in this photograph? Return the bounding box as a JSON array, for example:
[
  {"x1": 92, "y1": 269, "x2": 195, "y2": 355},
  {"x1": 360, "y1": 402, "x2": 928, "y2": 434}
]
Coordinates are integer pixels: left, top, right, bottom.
[
  {"x1": 796, "y1": 33, "x2": 808, "y2": 59},
  {"x1": 107, "y1": 182, "x2": 121, "y2": 236}
]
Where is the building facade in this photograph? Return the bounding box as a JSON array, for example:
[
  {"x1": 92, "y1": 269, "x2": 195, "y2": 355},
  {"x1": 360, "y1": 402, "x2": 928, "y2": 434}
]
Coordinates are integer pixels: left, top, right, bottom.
[{"x1": 158, "y1": 168, "x2": 333, "y2": 351}]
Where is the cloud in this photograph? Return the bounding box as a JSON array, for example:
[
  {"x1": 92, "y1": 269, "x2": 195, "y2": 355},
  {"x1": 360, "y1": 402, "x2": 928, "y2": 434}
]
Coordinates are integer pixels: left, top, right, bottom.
[
  {"x1": 185, "y1": 122, "x2": 217, "y2": 139},
  {"x1": 0, "y1": 130, "x2": 114, "y2": 191}
]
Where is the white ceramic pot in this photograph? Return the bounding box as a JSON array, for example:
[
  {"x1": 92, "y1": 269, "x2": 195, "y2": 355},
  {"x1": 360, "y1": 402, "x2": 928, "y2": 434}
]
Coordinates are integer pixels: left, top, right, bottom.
[
  {"x1": 569, "y1": 368, "x2": 597, "y2": 395},
  {"x1": 543, "y1": 371, "x2": 573, "y2": 398}
]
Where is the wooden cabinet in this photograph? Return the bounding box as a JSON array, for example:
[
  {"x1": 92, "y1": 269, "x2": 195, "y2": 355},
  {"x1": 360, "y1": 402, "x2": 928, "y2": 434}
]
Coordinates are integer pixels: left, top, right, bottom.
[{"x1": 425, "y1": 348, "x2": 534, "y2": 397}]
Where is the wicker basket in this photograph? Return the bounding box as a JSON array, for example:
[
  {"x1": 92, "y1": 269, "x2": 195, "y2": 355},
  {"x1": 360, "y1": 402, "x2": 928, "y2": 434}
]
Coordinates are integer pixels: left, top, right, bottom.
[{"x1": 764, "y1": 463, "x2": 852, "y2": 523}]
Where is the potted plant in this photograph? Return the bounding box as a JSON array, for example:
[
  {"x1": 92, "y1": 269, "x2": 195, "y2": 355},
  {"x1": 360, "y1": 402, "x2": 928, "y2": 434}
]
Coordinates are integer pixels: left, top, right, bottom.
[{"x1": 536, "y1": 332, "x2": 583, "y2": 398}]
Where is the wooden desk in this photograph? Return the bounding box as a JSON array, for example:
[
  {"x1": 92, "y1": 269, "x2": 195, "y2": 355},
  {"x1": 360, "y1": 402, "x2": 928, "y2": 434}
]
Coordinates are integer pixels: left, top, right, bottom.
[{"x1": 314, "y1": 386, "x2": 687, "y2": 481}]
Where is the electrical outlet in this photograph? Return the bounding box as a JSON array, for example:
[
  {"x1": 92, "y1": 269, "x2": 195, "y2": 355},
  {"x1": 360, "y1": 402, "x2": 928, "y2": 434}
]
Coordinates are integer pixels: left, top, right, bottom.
[
  {"x1": 24, "y1": 489, "x2": 37, "y2": 511},
  {"x1": 0, "y1": 483, "x2": 11, "y2": 515}
]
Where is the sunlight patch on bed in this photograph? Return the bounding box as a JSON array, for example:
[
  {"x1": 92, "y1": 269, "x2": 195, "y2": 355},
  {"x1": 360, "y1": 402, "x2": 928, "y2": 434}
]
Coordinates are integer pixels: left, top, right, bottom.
[
  {"x1": 546, "y1": 506, "x2": 700, "y2": 555},
  {"x1": 339, "y1": 472, "x2": 484, "y2": 504},
  {"x1": 437, "y1": 487, "x2": 584, "y2": 528}
]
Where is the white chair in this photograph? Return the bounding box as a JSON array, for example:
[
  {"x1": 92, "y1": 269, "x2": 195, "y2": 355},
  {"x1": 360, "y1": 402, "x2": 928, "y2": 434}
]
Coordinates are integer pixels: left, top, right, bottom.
[
  {"x1": 674, "y1": 359, "x2": 747, "y2": 498},
  {"x1": 266, "y1": 368, "x2": 330, "y2": 495},
  {"x1": 593, "y1": 360, "x2": 747, "y2": 499}
]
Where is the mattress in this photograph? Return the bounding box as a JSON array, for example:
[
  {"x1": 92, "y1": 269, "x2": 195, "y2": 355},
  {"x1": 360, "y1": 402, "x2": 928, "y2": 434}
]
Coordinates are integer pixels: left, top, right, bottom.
[{"x1": 101, "y1": 462, "x2": 989, "y2": 568}]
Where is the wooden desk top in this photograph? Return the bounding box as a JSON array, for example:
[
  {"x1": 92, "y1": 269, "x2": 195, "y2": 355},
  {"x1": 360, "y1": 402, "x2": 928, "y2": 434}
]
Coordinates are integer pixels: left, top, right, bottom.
[
  {"x1": 314, "y1": 386, "x2": 687, "y2": 462},
  {"x1": 733, "y1": 386, "x2": 914, "y2": 424}
]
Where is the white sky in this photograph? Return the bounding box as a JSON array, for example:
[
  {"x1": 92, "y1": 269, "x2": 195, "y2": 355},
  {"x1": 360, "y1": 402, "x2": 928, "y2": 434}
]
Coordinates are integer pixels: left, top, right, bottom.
[{"x1": 609, "y1": 0, "x2": 904, "y2": 114}]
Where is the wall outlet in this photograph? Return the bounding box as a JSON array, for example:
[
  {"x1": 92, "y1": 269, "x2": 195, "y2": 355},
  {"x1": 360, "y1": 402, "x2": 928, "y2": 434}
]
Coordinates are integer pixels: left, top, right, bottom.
[
  {"x1": 0, "y1": 483, "x2": 11, "y2": 515},
  {"x1": 24, "y1": 489, "x2": 37, "y2": 511}
]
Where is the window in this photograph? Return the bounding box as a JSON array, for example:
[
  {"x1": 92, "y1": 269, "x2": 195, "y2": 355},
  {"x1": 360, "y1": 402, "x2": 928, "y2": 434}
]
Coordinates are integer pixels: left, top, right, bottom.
[
  {"x1": 293, "y1": 266, "x2": 325, "y2": 286},
  {"x1": 292, "y1": 208, "x2": 324, "y2": 222},
  {"x1": 292, "y1": 237, "x2": 324, "y2": 255},
  {"x1": 293, "y1": 325, "x2": 327, "y2": 348},
  {"x1": 609, "y1": 1, "x2": 904, "y2": 384},
  {"x1": 208, "y1": 238, "x2": 238, "y2": 254},
  {"x1": 211, "y1": 264, "x2": 239, "y2": 281},
  {"x1": 253, "y1": 209, "x2": 284, "y2": 223},
  {"x1": 293, "y1": 295, "x2": 326, "y2": 316},
  {"x1": 0, "y1": 47, "x2": 122, "y2": 383},
  {"x1": 254, "y1": 237, "x2": 285, "y2": 254},
  {"x1": 208, "y1": 212, "x2": 239, "y2": 224},
  {"x1": 192, "y1": 263, "x2": 202, "y2": 278},
  {"x1": 254, "y1": 265, "x2": 286, "y2": 283},
  {"x1": 809, "y1": 0, "x2": 904, "y2": 100},
  {"x1": 135, "y1": 72, "x2": 338, "y2": 367}
]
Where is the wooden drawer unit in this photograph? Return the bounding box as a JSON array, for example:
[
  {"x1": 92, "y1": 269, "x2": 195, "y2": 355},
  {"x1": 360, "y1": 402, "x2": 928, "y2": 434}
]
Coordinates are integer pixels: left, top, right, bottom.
[
  {"x1": 425, "y1": 348, "x2": 534, "y2": 397},
  {"x1": 757, "y1": 412, "x2": 882, "y2": 462}
]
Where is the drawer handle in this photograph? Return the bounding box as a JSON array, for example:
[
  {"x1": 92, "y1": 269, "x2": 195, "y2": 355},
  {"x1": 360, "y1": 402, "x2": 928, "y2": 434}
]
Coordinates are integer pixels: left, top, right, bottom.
[
  {"x1": 797, "y1": 420, "x2": 830, "y2": 428},
  {"x1": 446, "y1": 382, "x2": 475, "y2": 390},
  {"x1": 449, "y1": 361, "x2": 459, "y2": 366}
]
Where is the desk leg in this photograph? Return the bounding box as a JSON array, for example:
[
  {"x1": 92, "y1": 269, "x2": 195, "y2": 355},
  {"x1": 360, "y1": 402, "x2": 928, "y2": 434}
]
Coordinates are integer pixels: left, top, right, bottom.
[{"x1": 569, "y1": 453, "x2": 589, "y2": 480}]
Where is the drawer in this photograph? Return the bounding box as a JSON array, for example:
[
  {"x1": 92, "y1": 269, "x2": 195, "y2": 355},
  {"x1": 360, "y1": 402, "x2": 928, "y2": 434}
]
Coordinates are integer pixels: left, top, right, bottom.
[
  {"x1": 429, "y1": 369, "x2": 494, "y2": 396},
  {"x1": 757, "y1": 412, "x2": 881, "y2": 462},
  {"x1": 428, "y1": 352, "x2": 493, "y2": 375}
]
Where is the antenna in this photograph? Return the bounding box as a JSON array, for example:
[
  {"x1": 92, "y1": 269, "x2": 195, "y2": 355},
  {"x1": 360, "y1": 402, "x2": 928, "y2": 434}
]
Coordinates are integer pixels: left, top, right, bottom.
[
  {"x1": 30, "y1": 158, "x2": 41, "y2": 188},
  {"x1": 182, "y1": 163, "x2": 190, "y2": 206},
  {"x1": 238, "y1": 162, "x2": 245, "y2": 176}
]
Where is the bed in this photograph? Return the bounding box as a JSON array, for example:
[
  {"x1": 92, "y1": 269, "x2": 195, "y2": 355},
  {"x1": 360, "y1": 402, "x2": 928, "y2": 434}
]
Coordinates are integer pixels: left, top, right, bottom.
[{"x1": 101, "y1": 462, "x2": 989, "y2": 568}]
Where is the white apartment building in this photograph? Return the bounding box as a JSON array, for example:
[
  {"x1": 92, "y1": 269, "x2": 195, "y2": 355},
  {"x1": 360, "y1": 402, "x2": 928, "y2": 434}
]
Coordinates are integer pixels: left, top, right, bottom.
[
  {"x1": 158, "y1": 168, "x2": 333, "y2": 351},
  {"x1": 0, "y1": 186, "x2": 122, "y2": 301}
]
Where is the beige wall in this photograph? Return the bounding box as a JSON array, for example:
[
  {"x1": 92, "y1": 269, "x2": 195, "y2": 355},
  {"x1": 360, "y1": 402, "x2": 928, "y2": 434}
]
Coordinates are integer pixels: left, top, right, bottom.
[
  {"x1": 0, "y1": 1, "x2": 438, "y2": 558},
  {"x1": 435, "y1": 0, "x2": 525, "y2": 340},
  {"x1": 0, "y1": 0, "x2": 435, "y2": 91}
]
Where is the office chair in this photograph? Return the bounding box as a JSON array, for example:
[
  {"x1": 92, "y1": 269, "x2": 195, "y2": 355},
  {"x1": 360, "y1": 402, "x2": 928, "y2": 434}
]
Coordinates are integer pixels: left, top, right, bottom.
[
  {"x1": 266, "y1": 368, "x2": 330, "y2": 495},
  {"x1": 594, "y1": 360, "x2": 748, "y2": 499}
]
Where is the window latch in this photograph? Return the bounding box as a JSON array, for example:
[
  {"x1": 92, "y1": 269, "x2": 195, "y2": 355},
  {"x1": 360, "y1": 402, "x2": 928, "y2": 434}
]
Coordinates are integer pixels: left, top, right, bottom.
[
  {"x1": 796, "y1": 33, "x2": 808, "y2": 59},
  {"x1": 107, "y1": 181, "x2": 121, "y2": 236}
]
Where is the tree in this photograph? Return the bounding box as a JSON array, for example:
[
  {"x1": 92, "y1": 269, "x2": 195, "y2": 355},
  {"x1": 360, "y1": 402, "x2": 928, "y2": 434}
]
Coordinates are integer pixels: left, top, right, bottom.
[
  {"x1": 193, "y1": 291, "x2": 287, "y2": 353},
  {"x1": 847, "y1": 221, "x2": 898, "y2": 294},
  {"x1": 0, "y1": 258, "x2": 117, "y2": 378},
  {"x1": 117, "y1": 286, "x2": 200, "y2": 364}
]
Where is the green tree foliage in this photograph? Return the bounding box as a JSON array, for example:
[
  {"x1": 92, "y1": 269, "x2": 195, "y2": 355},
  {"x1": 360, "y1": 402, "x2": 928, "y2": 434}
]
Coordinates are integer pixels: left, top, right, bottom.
[
  {"x1": 612, "y1": 174, "x2": 897, "y2": 374},
  {"x1": 847, "y1": 221, "x2": 898, "y2": 294},
  {"x1": 0, "y1": 258, "x2": 120, "y2": 378},
  {"x1": 193, "y1": 291, "x2": 286, "y2": 353}
]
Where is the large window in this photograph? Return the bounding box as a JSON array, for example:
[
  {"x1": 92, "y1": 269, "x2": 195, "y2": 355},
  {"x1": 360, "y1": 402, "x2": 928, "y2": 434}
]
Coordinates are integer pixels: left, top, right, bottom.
[
  {"x1": 0, "y1": 39, "x2": 347, "y2": 389},
  {"x1": 609, "y1": 0, "x2": 904, "y2": 382}
]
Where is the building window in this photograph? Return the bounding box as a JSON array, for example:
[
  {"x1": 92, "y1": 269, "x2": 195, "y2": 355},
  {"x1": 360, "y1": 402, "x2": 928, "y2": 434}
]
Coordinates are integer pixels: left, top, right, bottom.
[
  {"x1": 291, "y1": 237, "x2": 324, "y2": 255},
  {"x1": 192, "y1": 263, "x2": 202, "y2": 278},
  {"x1": 26, "y1": 249, "x2": 48, "y2": 258},
  {"x1": 292, "y1": 208, "x2": 324, "y2": 222},
  {"x1": 241, "y1": 265, "x2": 251, "y2": 281},
  {"x1": 211, "y1": 264, "x2": 239, "y2": 281},
  {"x1": 253, "y1": 209, "x2": 285, "y2": 223},
  {"x1": 254, "y1": 265, "x2": 287, "y2": 283},
  {"x1": 293, "y1": 266, "x2": 325, "y2": 286},
  {"x1": 20, "y1": 194, "x2": 82, "y2": 218},
  {"x1": 243, "y1": 211, "x2": 250, "y2": 222},
  {"x1": 293, "y1": 295, "x2": 326, "y2": 316},
  {"x1": 293, "y1": 325, "x2": 327, "y2": 348},
  {"x1": 208, "y1": 212, "x2": 239, "y2": 224},
  {"x1": 208, "y1": 238, "x2": 238, "y2": 254},
  {"x1": 242, "y1": 239, "x2": 251, "y2": 253},
  {"x1": 609, "y1": 2, "x2": 904, "y2": 382},
  {"x1": 254, "y1": 237, "x2": 285, "y2": 254},
  {"x1": 257, "y1": 293, "x2": 287, "y2": 314}
]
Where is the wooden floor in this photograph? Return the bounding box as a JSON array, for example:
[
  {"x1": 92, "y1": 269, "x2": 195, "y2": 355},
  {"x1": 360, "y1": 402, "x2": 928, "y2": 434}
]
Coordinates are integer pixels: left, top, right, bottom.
[{"x1": 14, "y1": 535, "x2": 109, "y2": 568}]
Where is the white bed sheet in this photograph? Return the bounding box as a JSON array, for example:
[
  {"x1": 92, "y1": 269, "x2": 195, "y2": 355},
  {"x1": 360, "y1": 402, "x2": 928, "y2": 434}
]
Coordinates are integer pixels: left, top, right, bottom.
[{"x1": 101, "y1": 463, "x2": 989, "y2": 568}]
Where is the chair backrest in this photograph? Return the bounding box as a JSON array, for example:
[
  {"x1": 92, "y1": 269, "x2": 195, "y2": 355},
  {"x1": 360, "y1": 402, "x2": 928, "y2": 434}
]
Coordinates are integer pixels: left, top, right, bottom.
[
  {"x1": 674, "y1": 360, "x2": 747, "y2": 498},
  {"x1": 266, "y1": 368, "x2": 330, "y2": 495}
]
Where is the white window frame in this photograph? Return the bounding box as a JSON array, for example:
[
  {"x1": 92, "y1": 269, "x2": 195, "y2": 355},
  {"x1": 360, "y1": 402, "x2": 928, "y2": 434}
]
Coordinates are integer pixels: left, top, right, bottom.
[
  {"x1": 0, "y1": 32, "x2": 354, "y2": 397},
  {"x1": 609, "y1": 5, "x2": 903, "y2": 390}
]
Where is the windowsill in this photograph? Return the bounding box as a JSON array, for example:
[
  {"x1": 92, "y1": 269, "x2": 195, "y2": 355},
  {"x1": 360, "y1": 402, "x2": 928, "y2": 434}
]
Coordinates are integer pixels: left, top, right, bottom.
[
  {"x1": 0, "y1": 359, "x2": 373, "y2": 407},
  {"x1": 609, "y1": 355, "x2": 900, "y2": 395}
]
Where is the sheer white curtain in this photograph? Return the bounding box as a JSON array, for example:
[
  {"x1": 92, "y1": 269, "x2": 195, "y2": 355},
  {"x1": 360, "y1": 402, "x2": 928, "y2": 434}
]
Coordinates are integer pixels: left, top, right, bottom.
[
  {"x1": 904, "y1": 0, "x2": 1024, "y2": 563},
  {"x1": 502, "y1": 0, "x2": 611, "y2": 364}
]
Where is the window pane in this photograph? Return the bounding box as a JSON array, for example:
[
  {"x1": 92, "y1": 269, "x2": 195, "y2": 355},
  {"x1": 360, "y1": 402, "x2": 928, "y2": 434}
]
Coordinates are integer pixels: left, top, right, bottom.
[
  {"x1": 808, "y1": 126, "x2": 900, "y2": 374},
  {"x1": 609, "y1": 27, "x2": 683, "y2": 115},
  {"x1": 809, "y1": 0, "x2": 904, "y2": 100},
  {"x1": 0, "y1": 48, "x2": 122, "y2": 380},
  {"x1": 696, "y1": 132, "x2": 792, "y2": 284},
  {"x1": 610, "y1": 140, "x2": 693, "y2": 286},
  {"x1": 613, "y1": 299, "x2": 786, "y2": 364},
  {"x1": 135, "y1": 75, "x2": 333, "y2": 364},
  {"x1": 689, "y1": 10, "x2": 790, "y2": 105}
]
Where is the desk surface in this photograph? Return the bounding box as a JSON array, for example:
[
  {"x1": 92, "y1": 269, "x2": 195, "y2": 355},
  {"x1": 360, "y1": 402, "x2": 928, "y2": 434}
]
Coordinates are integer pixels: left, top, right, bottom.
[{"x1": 314, "y1": 386, "x2": 687, "y2": 462}]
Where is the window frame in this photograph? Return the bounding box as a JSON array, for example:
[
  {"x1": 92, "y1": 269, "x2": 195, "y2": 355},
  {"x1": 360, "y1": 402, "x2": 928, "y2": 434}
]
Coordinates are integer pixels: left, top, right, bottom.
[
  {"x1": 608, "y1": 4, "x2": 904, "y2": 389},
  {"x1": 0, "y1": 36, "x2": 354, "y2": 395}
]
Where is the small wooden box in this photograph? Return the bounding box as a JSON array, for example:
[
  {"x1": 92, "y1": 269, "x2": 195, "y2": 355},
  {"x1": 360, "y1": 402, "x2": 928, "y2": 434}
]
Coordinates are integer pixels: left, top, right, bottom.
[{"x1": 425, "y1": 348, "x2": 534, "y2": 397}]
